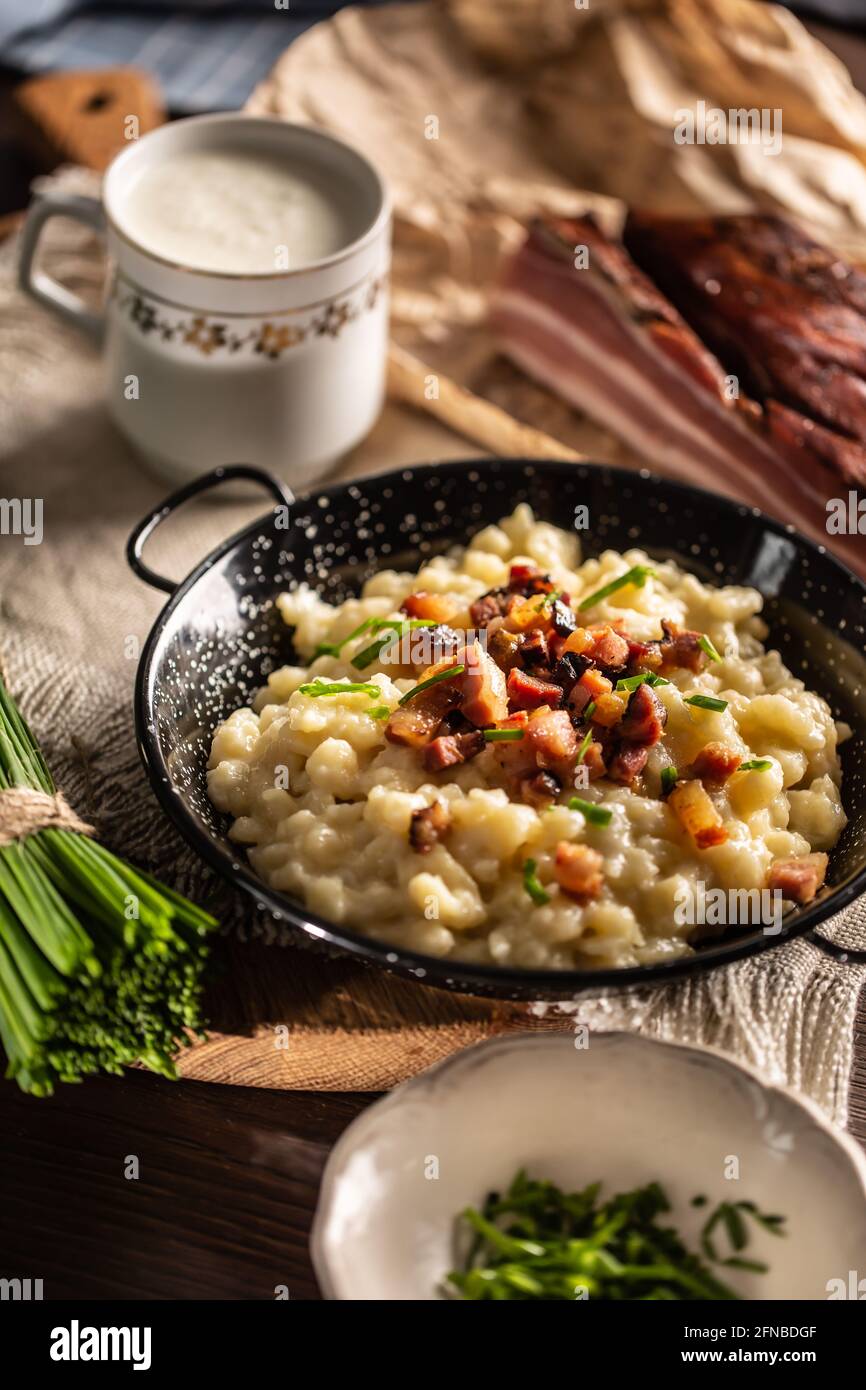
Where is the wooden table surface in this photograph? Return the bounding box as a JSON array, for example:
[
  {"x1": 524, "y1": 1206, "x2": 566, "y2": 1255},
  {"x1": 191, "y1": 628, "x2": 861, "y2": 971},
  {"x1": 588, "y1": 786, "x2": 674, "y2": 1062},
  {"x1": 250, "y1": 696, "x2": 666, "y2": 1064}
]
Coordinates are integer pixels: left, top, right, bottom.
[
  {"x1": 0, "y1": 1001, "x2": 864, "y2": 1300},
  {"x1": 3, "y1": 11, "x2": 866, "y2": 1302}
]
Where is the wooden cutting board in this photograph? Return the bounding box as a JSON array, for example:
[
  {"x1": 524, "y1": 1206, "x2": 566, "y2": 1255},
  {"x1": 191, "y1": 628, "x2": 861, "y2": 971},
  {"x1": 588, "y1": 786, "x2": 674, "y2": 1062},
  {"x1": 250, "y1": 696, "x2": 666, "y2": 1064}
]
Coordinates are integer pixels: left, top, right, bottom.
[
  {"x1": 178, "y1": 935, "x2": 574, "y2": 1091},
  {"x1": 13, "y1": 68, "x2": 164, "y2": 171}
]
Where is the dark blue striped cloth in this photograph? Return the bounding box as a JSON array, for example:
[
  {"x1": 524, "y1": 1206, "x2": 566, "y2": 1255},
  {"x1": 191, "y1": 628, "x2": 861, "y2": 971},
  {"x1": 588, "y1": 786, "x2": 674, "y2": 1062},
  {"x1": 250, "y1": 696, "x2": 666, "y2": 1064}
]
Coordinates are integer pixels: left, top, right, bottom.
[
  {"x1": 0, "y1": 2, "x2": 399, "y2": 112},
  {"x1": 1, "y1": 3, "x2": 858, "y2": 115}
]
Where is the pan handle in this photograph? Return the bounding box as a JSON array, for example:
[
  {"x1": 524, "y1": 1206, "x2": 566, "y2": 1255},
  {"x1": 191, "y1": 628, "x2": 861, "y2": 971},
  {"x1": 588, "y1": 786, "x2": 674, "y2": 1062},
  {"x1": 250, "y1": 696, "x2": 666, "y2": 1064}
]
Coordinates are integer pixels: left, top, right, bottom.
[{"x1": 126, "y1": 465, "x2": 294, "y2": 595}]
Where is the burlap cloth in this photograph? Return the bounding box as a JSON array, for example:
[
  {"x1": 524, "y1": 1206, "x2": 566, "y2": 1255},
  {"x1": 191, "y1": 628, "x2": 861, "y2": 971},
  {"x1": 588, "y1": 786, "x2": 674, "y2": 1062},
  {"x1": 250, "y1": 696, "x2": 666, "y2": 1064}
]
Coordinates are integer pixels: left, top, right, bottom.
[{"x1": 2, "y1": 0, "x2": 866, "y2": 1122}]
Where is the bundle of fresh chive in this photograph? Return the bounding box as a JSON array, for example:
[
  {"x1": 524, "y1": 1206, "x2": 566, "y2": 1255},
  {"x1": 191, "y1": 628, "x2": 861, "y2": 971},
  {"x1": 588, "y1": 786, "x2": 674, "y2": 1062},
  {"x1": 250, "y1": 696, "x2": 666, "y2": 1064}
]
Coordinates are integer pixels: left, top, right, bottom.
[{"x1": 0, "y1": 674, "x2": 218, "y2": 1097}]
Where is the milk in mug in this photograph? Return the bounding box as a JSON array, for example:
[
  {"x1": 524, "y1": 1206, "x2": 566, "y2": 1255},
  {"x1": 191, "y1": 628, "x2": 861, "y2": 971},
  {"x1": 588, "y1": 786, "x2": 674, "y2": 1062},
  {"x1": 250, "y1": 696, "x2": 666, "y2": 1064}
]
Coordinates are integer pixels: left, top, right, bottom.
[{"x1": 122, "y1": 147, "x2": 365, "y2": 273}]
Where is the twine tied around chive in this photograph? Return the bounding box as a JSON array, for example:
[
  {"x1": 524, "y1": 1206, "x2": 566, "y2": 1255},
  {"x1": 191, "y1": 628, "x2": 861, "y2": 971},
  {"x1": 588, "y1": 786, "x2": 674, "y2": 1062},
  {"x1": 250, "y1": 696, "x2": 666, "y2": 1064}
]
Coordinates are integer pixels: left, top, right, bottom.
[{"x1": 0, "y1": 785, "x2": 94, "y2": 846}]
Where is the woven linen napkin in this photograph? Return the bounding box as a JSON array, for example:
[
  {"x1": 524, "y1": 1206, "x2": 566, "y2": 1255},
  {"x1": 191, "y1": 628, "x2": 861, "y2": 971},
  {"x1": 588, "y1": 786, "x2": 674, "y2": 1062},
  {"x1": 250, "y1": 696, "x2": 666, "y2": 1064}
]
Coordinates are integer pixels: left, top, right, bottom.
[{"x1": 1, "y1": 176, "x2": 865, "y2": 1124}]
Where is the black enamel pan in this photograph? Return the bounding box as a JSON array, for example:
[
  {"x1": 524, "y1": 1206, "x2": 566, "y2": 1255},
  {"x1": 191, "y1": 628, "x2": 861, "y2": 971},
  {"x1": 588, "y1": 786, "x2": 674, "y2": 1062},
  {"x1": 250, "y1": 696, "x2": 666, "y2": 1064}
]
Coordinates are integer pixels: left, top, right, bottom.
[{"x1": 127, "y1": 460, "x2": 866, "y2": 1000}]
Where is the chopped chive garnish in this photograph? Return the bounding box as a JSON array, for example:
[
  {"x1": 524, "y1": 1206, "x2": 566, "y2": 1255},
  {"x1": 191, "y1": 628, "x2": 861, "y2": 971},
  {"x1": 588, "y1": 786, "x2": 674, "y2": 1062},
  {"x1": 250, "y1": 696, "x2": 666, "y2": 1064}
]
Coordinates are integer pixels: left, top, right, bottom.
[
  {"x1": 366, "y1": 705, "x2": 391, "y2": 720},
  {"x1": 522, "y1": 858, "x2": 550, "y2": 906},
  {"x1": 315, "y1": 615, "x2": 438, "y2": 662},
  {"x1": 533, "y1": 588, "x2": 562, "y2": 611},
  {"x1": 615, "y1": 672, "x2": 671, "y2": 692},
  {"x1": 738, "y1": 758, "x2": 773, "y2": 772},
  {"x1": 313, "y1": 616, "x2": 378, "y2": 659},
  {"x1": 684, "y1": 694, "x2": 729, "y2": 713},
  {"x1": 576, "y1": 729, "x2": 594, "y2": 764},
  {"x1": 350, "y1": 638, "x2": 392, "y2": 669},
  {"x1": 700, "y1": 1200, "x2": 786, "y2": 1269},
  {"x1": 583, "y1": 701, "x2": 596, "y2": 719},
  {"x1": 660, "y1": 766, "x2": 679, "y2": 796},
  {"x1": 398, "y1": 664, "x2": 465, "y2": 706},
  {"x1": 578, "y1": 565, "x2": 655, "y2": 612},
  {"x1": 483, "y1": 728, "x2": 525, "y2": 742},
  {"x1": 351, "y1": 618, "x2": 439, "y2": 670},
  {"x1": 299, "y1": 678, "x2": 383, "y2": 699},
  {"x1": 698, "y1": 634, "x2": 722, "y2": 663},
  {"x1": 567, "y1": 797, "x2": 613, "y2": 827},
  {"x1": 446, "y1": 1170, "x2": 784, "y2": 1301}
]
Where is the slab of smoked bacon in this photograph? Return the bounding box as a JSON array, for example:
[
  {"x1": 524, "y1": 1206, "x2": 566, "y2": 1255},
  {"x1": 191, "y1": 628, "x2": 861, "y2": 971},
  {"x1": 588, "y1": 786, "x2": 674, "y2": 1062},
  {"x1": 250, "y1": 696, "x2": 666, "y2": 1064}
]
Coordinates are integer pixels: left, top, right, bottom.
[
  {"x1": 492, "y1": 215, "x2": 864, "y2": 576},
  {"x1": 624, "y1": 213, "x2": 866, "y2": 492}
]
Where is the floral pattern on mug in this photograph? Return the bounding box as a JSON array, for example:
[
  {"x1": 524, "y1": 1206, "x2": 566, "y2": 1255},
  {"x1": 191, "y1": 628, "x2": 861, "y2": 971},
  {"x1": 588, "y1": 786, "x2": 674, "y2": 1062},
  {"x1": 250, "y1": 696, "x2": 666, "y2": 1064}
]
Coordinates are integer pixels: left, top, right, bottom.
[{"x1": 113, "y1": 272, "x2": 389, "y2": 358}]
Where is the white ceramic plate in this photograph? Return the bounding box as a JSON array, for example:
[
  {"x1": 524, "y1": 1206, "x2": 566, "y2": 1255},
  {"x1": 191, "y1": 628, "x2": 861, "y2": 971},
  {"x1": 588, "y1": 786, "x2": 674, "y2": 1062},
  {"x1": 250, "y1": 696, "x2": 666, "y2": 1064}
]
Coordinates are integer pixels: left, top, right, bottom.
[{"x1": 311, "y1": 1033, "x2": 866, "y2": 1300}]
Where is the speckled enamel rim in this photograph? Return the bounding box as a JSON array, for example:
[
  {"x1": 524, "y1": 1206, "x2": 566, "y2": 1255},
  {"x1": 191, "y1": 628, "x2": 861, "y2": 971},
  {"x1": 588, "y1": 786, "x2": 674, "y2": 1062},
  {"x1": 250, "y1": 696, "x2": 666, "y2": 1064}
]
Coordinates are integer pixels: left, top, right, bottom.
[
  {"x1": 131, "y1": 458, "x2": 866, "y2": 1001},
  {"x1": 309, "y1": 1032, "x2": 866, "y2": 1300}
]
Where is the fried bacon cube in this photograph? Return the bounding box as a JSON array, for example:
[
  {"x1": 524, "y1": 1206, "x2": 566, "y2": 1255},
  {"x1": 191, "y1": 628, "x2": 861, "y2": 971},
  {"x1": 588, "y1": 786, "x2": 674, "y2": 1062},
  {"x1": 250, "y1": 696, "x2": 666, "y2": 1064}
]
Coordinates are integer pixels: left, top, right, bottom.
[
  {"x1": 549, "y1": 599, "x2": 577, "y2": 636},
  {"x1": 422, "y1": 730, "x2": 485, "y2": 773},
  {"x1": 659, "y1": 620, "x2": 707, "y2": 673},
  {"x1": 400, "y1": 591, "x2": 459, "y2": 623},
  {"x1": 590, "y1": 692, "x2": 628, "y2": 728},
  {"x1": 585, "y1": 624, "x2": 630, "y2": 670},
  {"x1": 575, "y1": 668, "x2": 613, "y2": 705},
  {"x1": 508, "y1": 562, "x2": 551, "y2": 592},
  {"x1": 470, "y1": 586, "x2": 531, "y2": 628},
  {"x1": 553, "y1": 650, "x2": 591, "y2": 695},
  {"x1": 486, "y1": 626, "x2": 525, "y2": 673},
  {"x1": 505, "y1": 596, "x2": 554, "y2": 634},
  {"x1": 385, "y1": 680, "x2": 461, "y2": 747},
  {"x1": 581, "y1": 740, "x2": 607, "y2": 781},
  {"x1": 507, "y1": 667, "x2": 564, "y2": 710},
  {"x1": 554, "y1": 842, "x2": 605, "y2": 900},
  {"x1": 607, "y1": 744, "x2": 649, "y2": 785},
  {"x1": 626, "y1": 637, "x2": 663, "y2": 673},
  {"x1": 618, "y1": 683, "x2": 667, "y2": 745},
  {"x1": 409, "y1": 800, "x2": 451, "y2": 853},
  {"x1": 491, "y1": 706, "x2": 578, "y2": 785},
  {"x1": 667, "y1": 779, "x2": 728, "y2": 848},
  {"x1": 767, "y1": 852, "x2": 828, "y2": 904},
  {"x1": 689, "y1": 742, "x2": 742, "y2": 786},
  {"x1": 521, "y1": 629, "x2": 551, "y2": 666},
  {"x1": 458, "y1": 641, "x2": 509, "y2": 726},
  {"x1": 560, "y1": 627, "x2": 593, "y2": 657},
  {"x1": 520, "y1": 769, "x2": 562, "y2": 808}
]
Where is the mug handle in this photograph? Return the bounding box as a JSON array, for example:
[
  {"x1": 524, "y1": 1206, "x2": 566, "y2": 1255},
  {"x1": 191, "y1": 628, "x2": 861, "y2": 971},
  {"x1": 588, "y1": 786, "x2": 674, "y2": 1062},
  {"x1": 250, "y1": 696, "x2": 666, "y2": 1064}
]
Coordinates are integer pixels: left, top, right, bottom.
[{"x1": 17, "y1": 192, "x2": 106, "y2": 341}]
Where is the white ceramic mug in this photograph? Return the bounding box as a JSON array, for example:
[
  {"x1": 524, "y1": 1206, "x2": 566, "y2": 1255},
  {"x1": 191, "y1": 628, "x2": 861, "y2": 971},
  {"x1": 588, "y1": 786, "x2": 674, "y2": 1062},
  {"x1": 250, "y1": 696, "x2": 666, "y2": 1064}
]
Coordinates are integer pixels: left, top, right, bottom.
[{"x1": 17, "y1": 114, "x2": 391, "y2": 486}]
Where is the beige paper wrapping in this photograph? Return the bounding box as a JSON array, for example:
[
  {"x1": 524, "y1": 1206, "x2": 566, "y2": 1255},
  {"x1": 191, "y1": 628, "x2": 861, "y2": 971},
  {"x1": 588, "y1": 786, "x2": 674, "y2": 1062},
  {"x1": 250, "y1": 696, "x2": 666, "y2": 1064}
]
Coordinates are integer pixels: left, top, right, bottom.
[{"x1": 250, "y1": 0, "x2": 866, "y2": 353}]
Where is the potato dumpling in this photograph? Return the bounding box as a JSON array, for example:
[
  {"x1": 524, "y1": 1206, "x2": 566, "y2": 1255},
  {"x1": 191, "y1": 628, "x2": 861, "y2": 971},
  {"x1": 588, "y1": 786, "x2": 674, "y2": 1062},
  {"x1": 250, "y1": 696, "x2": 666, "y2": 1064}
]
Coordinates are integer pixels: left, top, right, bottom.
[
  {"x1": 208, "y1": 507, "x2": 846, "y2": 970},
  {"x1": 728, "y1": 758, "x2": 785, "y2": 817}
]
